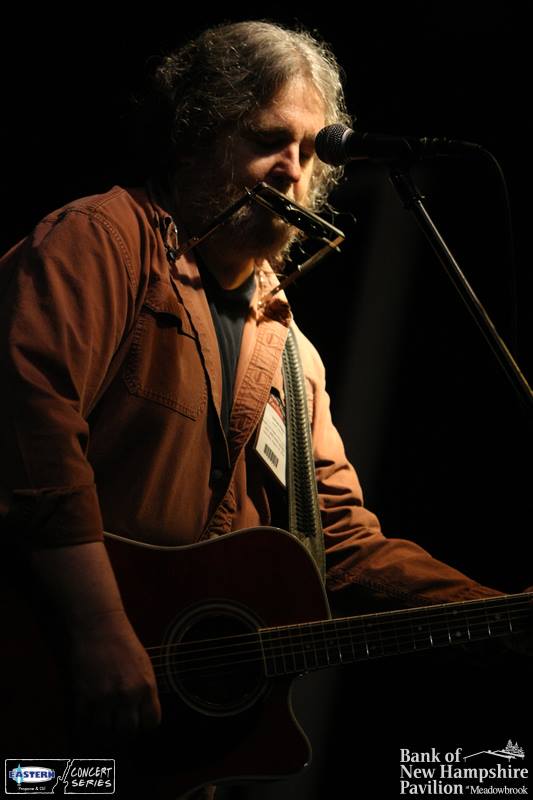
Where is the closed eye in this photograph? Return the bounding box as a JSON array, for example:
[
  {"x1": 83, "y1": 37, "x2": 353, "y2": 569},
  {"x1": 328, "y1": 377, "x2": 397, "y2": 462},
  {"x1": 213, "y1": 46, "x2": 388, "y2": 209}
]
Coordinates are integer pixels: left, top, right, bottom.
[
  {"x1": 245, "y1": 126, "x2": 315, "y2": 164},
  {"x1": 248, "y1": 131, "x2": 289, "y2": 151}
]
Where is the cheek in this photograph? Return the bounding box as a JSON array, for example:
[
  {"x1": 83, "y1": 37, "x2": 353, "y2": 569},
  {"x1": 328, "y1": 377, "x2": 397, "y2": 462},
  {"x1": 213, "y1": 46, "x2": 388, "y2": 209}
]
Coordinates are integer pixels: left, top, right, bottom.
[
  {"x1": 226, "y1": 145, "x2": 264, "y2": 187},
  {"x1": 233, "y1": 150, "x2": 272, "y2": 181},
  {"x1": 247, "y1": 159, "x2": 275, "y2": 183}
]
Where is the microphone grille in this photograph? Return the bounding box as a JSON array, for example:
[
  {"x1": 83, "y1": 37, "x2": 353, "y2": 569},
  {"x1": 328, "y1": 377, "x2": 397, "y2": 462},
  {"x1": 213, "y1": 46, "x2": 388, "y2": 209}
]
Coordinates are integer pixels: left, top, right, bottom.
[{"x1": 315, "y1": 123, "x2": 351, "y2": 166}]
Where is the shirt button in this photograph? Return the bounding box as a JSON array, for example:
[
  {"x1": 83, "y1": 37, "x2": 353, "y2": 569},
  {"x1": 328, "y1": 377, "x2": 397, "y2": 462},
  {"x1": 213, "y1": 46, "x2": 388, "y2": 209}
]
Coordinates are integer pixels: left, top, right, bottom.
[{"x1": 211, "y1": 468, "x2": 227, "y2": 488}]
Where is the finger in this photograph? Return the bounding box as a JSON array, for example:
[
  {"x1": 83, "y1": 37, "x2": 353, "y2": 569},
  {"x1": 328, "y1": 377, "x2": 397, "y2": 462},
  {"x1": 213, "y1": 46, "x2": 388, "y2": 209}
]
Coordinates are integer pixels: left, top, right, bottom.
[
  {"x1": 139, "y1": 687, "x2": 162, "y2": 731},
  {"x1": 73, "y1": 698, "x2": 115, "y2": 751},
  {"x1": 113, "y1": 700, "x2": 140, "y2": 741}
]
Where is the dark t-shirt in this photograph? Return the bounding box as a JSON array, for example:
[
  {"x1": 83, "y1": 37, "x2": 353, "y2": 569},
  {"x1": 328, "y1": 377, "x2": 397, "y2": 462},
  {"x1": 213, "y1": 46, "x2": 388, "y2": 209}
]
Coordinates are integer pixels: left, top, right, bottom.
[{"x1": 200, "y1": 265, "x2": 256, "y2": 435}]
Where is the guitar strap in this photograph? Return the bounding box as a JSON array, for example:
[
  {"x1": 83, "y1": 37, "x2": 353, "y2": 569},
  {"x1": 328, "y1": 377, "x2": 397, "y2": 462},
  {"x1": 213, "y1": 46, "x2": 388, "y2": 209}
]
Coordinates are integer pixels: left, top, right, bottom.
[{"x1": 282, "y1": 327, "x2": 326, "y2": 581}]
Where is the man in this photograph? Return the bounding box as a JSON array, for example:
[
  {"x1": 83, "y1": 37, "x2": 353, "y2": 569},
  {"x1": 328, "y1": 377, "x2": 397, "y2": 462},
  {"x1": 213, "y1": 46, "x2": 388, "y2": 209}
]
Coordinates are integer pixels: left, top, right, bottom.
[{"x1": 0, "y1": 19, "x2": 529, "y2": 799}]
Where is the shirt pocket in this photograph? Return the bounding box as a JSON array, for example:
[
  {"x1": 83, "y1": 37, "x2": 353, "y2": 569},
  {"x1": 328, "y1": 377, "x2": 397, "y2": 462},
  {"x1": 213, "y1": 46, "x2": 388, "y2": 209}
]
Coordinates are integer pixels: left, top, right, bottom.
[{"x1": 123, "y1": 279, "x2": 207, "y2": 419}]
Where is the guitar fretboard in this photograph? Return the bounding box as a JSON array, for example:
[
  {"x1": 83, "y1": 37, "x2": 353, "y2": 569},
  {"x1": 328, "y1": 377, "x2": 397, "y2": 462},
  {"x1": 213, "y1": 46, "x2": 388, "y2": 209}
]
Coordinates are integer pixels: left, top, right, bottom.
[{"x1": 259, "y1": 592, "x2": 532, "y2": 677}]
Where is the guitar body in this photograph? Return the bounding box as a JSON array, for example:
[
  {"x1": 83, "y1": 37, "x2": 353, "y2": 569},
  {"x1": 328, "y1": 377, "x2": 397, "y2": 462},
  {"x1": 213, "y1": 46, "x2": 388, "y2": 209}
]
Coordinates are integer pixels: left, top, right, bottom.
[
  {"x1": 1, "y1": 527, "x2": 330, "y2": 797},
  {"x1": 5, "y1": 526, "x2": 527, "y2": 797}
]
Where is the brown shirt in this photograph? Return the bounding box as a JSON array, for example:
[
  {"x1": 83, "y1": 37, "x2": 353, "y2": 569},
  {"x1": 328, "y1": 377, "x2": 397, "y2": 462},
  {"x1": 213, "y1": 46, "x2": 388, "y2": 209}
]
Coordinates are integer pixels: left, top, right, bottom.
[{"x1": 0, "y1": 186, "x2": 501, "y2": 606}]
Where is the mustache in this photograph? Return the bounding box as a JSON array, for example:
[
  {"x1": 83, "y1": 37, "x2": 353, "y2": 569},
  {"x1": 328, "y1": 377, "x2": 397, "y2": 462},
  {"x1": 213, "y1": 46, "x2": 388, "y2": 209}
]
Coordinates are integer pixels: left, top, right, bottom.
[{"x1": 260, "y1": 177, "x2": 294, "y2": 197}]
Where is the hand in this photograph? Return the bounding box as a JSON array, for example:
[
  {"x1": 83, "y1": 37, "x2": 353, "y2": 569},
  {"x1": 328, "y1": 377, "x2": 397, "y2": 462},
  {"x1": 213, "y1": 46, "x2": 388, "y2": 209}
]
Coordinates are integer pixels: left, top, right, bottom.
[
  {"x1": 29, "y1": 542, "x2": 162, "y2": 746},
  {"x1": 68, "y1": 609, "x2": 162, "y2": 745}
]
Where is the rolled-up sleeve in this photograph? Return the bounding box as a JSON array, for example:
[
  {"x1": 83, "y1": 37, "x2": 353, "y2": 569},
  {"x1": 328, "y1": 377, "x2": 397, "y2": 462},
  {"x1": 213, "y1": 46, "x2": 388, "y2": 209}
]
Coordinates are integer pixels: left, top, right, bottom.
[
  {"x1": 296, "y1": 329, "x2": 502, "y2": 607},
  {"x1": 0, "y1": 206, "x2": 135, "y2": 547}
]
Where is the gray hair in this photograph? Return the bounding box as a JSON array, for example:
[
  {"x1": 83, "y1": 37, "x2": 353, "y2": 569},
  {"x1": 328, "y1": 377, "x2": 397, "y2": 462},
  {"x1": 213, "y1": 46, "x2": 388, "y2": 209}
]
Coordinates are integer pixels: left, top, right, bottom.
[{"x1": 144, "y1": 20, "x2": 352, "y2": 210}]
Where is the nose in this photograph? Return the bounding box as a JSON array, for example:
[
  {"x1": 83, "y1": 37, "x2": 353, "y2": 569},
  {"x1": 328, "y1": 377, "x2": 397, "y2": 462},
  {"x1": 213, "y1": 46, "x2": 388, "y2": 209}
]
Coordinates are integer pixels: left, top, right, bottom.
[{"x1": 269, "y1": 144, "x2": 303, "y2": 188}]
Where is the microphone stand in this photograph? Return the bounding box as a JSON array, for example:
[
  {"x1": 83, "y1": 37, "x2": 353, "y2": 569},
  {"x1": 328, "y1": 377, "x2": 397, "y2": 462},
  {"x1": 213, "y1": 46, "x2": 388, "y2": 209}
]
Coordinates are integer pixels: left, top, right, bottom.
[{"x1": 387, "y1": 164, "x2": 533, "y2": 414}]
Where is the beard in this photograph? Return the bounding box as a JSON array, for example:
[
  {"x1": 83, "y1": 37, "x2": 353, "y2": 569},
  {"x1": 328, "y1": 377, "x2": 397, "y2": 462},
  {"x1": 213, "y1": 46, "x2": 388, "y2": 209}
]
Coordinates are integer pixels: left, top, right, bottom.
[
  {"x1": 174, "y1": 158, "x2": 301, "y2": 270},
  {"x1": 215, "y1": 196, "x2": 299, "y2": 270}
]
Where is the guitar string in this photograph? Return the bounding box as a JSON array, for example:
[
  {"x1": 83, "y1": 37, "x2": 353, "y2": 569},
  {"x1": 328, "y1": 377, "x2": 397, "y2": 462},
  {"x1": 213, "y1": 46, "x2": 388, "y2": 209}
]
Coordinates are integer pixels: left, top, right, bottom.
[
  {"x1": 143, "y1": 593, "x2": 532, "y2": 657},
  {"x1": 146, "y1": 607, "x2": 531, "y2": 678},
  {"x1": 150, "y1": 611, "x2": 531, "y2": 674},
  {"x1": 151, "y1": 612, "x2": 531, "y2": 687},
  {"x1": 148, "y1": 614, "x2": 531, "y2": 675},
  {"x1": 145, "y1": 604, "x2": 532, "y2": 670},
  {"x1": 152, "y1": 633, "x2": 530, "y2": 686}
]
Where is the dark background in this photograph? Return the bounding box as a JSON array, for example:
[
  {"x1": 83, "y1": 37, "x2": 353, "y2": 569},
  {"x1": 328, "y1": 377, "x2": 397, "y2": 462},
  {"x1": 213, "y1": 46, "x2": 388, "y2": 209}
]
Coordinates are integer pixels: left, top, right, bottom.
[{"x1": 2, "y1": 3, "x2": 531, "y2": 797}]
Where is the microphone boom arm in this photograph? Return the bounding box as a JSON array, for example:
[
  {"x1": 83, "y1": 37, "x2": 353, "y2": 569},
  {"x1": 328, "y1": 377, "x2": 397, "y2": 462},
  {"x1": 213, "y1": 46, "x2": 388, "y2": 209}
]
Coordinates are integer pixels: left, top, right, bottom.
[{"x1": 388, "y1": 164, "x2": 532, "y2": 413}]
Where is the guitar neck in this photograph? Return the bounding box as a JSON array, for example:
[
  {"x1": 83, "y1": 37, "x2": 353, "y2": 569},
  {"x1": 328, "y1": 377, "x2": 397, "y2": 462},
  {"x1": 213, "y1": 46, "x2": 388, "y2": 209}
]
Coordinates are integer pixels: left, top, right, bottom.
[{"x1": 259, "y1": 592, "x2": 532, "y2": 677}]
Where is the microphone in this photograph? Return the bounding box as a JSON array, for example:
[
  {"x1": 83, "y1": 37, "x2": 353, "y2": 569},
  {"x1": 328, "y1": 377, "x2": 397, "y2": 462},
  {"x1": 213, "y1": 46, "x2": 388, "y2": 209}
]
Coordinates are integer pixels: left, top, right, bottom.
[{"x1": 315, "y1": 123, "x2": 482, "y2": 166}]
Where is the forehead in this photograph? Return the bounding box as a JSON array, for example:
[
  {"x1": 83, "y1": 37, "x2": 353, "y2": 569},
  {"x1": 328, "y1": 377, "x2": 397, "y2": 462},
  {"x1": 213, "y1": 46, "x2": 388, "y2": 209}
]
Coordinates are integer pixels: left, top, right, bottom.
[{"x1": 251, "y1": 80, "x2": 326, "y2": 135}]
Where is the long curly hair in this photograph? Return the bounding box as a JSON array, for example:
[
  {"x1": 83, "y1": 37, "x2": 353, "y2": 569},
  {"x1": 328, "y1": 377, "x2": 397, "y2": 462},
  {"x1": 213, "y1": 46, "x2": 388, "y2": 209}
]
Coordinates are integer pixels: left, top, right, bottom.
[{"x1": 139, "y1": 20, "x2": 352, "y2": 211}]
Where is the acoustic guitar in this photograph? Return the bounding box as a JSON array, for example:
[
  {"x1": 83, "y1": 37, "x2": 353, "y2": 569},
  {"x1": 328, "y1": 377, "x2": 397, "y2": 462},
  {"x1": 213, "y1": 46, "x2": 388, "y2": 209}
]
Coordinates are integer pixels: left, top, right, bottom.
[{"x1": 2, "y1": 527, "x2": 530, "y2": 798}]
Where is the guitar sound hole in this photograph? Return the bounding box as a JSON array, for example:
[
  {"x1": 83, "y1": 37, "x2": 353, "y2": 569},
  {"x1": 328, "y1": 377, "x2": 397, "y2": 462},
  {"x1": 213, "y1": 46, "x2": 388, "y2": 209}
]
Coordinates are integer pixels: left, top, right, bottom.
[{"x1": 164, "y1": 601, "x2": 267, "y2": 717}]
